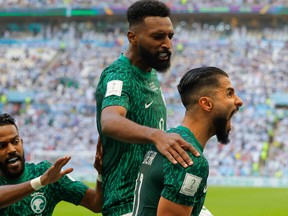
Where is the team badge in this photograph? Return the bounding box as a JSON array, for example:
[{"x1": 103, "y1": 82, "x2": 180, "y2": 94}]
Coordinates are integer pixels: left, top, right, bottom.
[{"x1": 31, "y1": 193, "x2": 47, "y2": 214}]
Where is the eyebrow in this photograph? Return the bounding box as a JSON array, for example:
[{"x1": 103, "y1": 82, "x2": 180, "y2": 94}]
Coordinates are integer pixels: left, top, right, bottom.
[
  {"x1": 226, "y1": 87, "x2": 235, "y2": 93},
  {"x1": 0, "y1": 136, "x2": 19, "y2": 145}
]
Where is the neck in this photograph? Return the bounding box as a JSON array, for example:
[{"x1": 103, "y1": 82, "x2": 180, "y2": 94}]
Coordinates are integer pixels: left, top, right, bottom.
[
  {"x1": 124, "y1": 49, "x2": 151, "y2": 72},
  {"x1": 181, "y1": 112, "x2": 213, "y2": 149}
]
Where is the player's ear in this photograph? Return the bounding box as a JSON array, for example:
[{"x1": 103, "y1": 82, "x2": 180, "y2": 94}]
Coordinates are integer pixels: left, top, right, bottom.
[
  {"x1": 199, "y1": 97, "x2": 212, "y2": 111},
  {"x1": 127, "y1": 30, "x2": 137, "y2": 45}
]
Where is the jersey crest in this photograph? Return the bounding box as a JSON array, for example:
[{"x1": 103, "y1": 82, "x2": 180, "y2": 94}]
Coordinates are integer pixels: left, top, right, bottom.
[{"x1": 30, "y1": 192, "x2": 47, "y2": 214}]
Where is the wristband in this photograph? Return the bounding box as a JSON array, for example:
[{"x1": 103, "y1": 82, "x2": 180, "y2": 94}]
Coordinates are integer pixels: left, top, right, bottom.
[
  {"x1": 97, "y1": 174, "x2": 102, "y2": 183},
  {"x1": 30, "y1": 176, "x2": 44, "y2": 191}
]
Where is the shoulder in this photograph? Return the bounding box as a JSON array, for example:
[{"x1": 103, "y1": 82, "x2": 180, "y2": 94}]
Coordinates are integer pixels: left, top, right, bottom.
[
  {"x1": 103, "y1": 58, "x2": 132, "y2": 76},
  {"x1": 161, "y1": 145, "x2": 208, "y2": 178},
  {"x1": 184, "y1": 154, "x2": 209, "y2": 179}
]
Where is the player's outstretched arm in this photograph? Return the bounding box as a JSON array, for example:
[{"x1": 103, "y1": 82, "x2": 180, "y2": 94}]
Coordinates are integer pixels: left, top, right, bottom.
[
  {"x1": 79, "y1": 137, "x2": 103, "y2": 212},
  {"x1": 0, "y1": 156, "x2": 73, "y2": 209},
  {"x1": 101, "y1": 106, "x2": 199, "y2": 168}
]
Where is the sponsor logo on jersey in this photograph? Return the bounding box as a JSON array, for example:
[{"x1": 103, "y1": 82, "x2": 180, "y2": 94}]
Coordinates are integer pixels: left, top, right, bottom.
[
  {"x1": 145, "y1": 100, "x2": 154, "y2": 109},
  {"x1": 203, "y1": 185, "x2": 208, "y2": 193},
  {"x1": 180, "y1": 173, "x2": 202, "y2": 196},
  {"x1": 31, "y1": 193, "x2": 47, "y2": 214}
]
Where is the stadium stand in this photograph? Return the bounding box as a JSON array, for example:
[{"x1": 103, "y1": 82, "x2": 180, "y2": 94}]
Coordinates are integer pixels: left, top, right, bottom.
[
  {"x1": 1, "y1": 0, "x2": 288, "y2": 8},
  {"x1": 1, "y1": 2, "x2": 288, "y2": 184}
]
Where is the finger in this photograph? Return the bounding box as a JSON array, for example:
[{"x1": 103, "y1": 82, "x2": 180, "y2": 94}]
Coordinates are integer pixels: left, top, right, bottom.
[
  {"x1": 60, "y1": 156, "x2": 71, "y2": 166},
  {"x1": 185, "y1": 144, "x2": 200, "y2": 157},
  {"x1": 53, "y1": 157, "x2": 65, "y2": 166},
  {"x1": 61, "y1": 168, "x2": 73, "y2": 175},
  {"x1": 169, "y1": 147, "x2": 189, "y2": 168},
  {"x1": 95, "y1": 155, "x2": 102, "y2": 173},
  {"x1": 162, "y1": 150, "x2": 177, "y2": 165},
  {"x1": 55, "y1": 156, "x2": 71, "y2": 169},
  {"x1": 177, "y1": 143, "x2": 197, "y2": 166},
  {"x1": 54, "y1": 156, "x2": 69, "y2": 165},
  {"x1": 97, "y1": 137, "x2": 103, "y2": 155}
]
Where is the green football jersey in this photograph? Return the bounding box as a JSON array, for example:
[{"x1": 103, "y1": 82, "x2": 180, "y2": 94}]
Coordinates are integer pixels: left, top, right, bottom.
[
  {"x1": 133, "y1": 126, "x2": 209, "y2": 216},
  {"x1": 0, "y1": 161, "x2": 88, "y2": 216},
  {"x1": 96, "y1": 54, "x2": 167, "y2": 216}
]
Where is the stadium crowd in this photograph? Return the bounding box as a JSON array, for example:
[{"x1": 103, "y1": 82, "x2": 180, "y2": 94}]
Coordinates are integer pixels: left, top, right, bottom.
[
  {"x1": 1, "y1": 18, "x2": 288, "y2": 179},
  {"x1": 1, "y1": 0, "x2": 288, "y2": 8}
]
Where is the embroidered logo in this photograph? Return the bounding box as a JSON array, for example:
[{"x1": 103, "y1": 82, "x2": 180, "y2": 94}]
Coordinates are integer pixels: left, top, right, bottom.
[{"x1": 31, "y1": 193, "x2": 47, "y2": 214}]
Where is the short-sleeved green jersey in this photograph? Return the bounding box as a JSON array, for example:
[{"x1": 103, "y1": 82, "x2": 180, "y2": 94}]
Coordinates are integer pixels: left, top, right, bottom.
[
  {"x1": 0, "y1": 161, "x2": 88, "y2": 216},
  {"x1": 132, "y1": 126, "x2": 209, "y2": 216},
  {"x1": 96, "y1": 54, "x2": 167, "y2": 216}
]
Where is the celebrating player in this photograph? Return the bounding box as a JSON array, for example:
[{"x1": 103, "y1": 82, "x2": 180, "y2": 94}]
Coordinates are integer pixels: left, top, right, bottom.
[
  {"x1": 0, "y1": 113, "x2": 102, "y2": 215},
  {"x1": 95, "y1": 0, "x2": 200, "y2": 215},
  {"x1": 132, "y1": 67, "x2": 243, "y2": 215}
]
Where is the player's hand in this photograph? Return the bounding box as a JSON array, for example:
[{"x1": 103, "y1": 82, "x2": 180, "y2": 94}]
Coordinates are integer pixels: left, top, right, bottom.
[
  {"x1": 94, "y1": 137, "x2": 103, "y2": 175},
  {"x1": 153, "y1": 130, "x2": 200, "y2": 168},
  {"x1": 40, "y1": 156, "x2": 73, "y2": 186}
]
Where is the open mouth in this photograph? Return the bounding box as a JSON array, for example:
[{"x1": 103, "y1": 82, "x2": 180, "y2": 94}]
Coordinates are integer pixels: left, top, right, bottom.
[
  {"x1": 229, "y1": 109, "x2": 239, "y2": 120},
  {"x1": 158, "y1": 52, "x2": 171, "y2": 60},
  {"x1": 6, "y1": 156, "x2": 21, "y2": 166},
  {"x1": 7, "y1": 157, "x2": 20, "y2": 164}
]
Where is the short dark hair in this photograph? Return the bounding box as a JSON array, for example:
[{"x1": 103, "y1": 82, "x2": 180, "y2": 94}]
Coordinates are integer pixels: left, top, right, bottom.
[
  {"x1": 127, "y1": 0, "x2": 171, "y2": 28},
  {"x1": 177, "y1": 67, "x2": 228, "y2": 108},
  {"x1": 0, "y1": 113, "x2": 18, "y2": 131}
]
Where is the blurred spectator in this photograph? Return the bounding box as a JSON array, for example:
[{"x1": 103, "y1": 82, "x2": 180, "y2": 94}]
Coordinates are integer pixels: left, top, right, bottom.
[{"x1": 0, "y1": 19, "x2": 287, "y2": 179}]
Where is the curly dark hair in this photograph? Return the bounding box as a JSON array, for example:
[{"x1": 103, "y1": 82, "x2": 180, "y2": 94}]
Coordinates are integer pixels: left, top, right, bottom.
[
  {"x1": 0, "y1": 113, "x2": 18, "y2": 131},
  {"x1": 127, "y1": 0, "x2": 171, "y2": 28}
]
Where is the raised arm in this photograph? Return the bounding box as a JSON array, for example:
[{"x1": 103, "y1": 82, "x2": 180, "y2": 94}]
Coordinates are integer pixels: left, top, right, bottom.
[
  {"x1": 0, "y1": 156, "x2": 73, "y2": 208},
  {"x1": 101, "y1": 106, "x2": 199, "y2": 167}
]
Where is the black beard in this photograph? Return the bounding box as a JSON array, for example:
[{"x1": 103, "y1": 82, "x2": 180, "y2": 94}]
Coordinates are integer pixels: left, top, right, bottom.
[
  {"x1": 213, "y1": 117, "x2": 230, "y2": 145},
  {"x1": 0, "y1": 153, "x2": 25, "y2": 179},
  {"x1": 138, "y1": 44, "x2": 171, "y2": 72}
]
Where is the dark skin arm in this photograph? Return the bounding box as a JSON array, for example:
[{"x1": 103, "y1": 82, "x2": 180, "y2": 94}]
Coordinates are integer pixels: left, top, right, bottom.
[
  {"x1": 0, "y1": 156, "x2": 73, "y2": 209},
  {"x1": 101, "y1": 106, "x2": 199, "y2": 167},
  {"x1": 157, "y1": 197, "x2": 192, "y2": 216},
  {"x1": 79, "y1": 137, "x2": 103, "y2": 212}
]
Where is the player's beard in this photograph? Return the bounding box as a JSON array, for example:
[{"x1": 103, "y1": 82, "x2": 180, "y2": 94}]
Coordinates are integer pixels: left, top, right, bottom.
[
  {"x1": 138, "y1": 44, "x2": 171, "y2": 72},
  {"x1": 213, "y1": 116, "x2": 230, "y2": 145},
  {"x1": 0, "y1": 152, "x2": 25, "y2": 179}
]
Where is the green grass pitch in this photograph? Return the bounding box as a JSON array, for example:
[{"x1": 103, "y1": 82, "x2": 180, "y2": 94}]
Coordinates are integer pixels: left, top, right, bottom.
[{"x1": 53, "y1": 186, "x2": 288, "y2": 216}]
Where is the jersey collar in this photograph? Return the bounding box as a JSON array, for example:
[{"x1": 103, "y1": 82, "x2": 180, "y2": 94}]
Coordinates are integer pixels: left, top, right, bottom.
[{"x1": 177, "y1": 126, "x2": 203, "y2": 152}]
